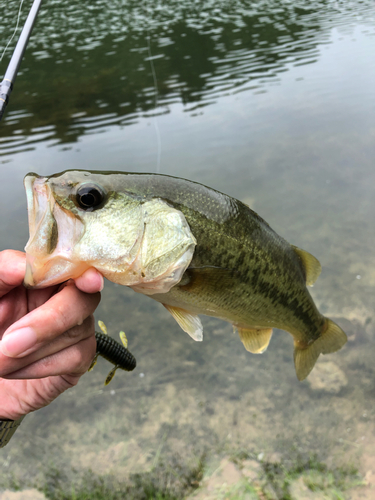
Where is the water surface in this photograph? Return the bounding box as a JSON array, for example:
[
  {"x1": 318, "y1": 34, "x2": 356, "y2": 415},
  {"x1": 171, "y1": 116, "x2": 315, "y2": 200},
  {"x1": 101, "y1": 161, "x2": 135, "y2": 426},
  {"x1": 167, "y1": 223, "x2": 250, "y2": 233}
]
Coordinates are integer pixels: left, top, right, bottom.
[{"x1": 1, "y1": 1, "x2": 375, "y2": 497}]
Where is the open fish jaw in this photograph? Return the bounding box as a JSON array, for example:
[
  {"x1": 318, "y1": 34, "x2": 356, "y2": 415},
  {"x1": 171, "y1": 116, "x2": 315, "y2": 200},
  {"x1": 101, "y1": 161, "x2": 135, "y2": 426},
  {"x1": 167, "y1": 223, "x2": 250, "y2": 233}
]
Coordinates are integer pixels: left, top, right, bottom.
[{"x1": 24, "y1": 174, "x2": 87, "y2": 287}]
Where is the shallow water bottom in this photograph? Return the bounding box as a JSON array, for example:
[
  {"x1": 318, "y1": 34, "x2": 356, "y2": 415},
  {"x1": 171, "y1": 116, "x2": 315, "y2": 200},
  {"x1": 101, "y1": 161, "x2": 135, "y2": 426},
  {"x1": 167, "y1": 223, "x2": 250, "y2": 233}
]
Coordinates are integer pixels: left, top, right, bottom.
[{"x1": 2, "y1": 279, "x2": 375, "y2": 499}]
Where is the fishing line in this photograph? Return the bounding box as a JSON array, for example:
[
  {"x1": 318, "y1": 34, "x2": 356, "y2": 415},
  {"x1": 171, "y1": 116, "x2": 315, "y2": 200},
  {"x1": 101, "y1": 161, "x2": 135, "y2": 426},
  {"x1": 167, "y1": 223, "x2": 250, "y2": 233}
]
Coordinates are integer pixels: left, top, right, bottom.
[
  {"x1": 0, "y1": 0, "x2": 25, "y2": 64},
  {"x1": 145, "y1": 2, "x2": 162, "y2": 173}
]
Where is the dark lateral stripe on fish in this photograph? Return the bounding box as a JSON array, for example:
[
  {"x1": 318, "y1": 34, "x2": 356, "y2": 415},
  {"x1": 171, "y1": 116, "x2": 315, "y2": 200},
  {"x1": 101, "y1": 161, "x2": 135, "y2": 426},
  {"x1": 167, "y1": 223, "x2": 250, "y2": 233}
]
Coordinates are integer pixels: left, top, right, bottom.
[
  {"x1": 249, "y1": 274, "x2": 322, "y2": 333},
  {"x1": 95, "y1": 331, "x2": 137, "y2": 371}
]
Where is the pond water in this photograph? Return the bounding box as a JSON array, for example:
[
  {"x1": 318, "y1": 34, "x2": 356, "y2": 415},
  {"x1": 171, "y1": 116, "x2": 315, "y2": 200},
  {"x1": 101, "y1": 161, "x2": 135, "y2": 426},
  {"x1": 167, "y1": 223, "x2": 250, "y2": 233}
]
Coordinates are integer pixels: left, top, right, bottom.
[{"x1": 1, "y1": 1, "x2": 375, "y2": 498}]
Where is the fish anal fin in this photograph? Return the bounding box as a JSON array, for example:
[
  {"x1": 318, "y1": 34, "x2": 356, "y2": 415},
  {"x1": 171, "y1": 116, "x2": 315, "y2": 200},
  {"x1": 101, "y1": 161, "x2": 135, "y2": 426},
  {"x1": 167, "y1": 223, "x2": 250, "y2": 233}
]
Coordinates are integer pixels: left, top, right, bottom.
[
  {"x1": 163, "y1": 304, "x2": 203, "y2": 341},
  {"x1": 294, "y1": 318, "x2": 347, "y2": 381},
  {"x1": 236, "y1": 326, "x2": 273, "y2": 354},
  {"x1": 292, "y1": 245, "x2": 322, "y2": 286}
]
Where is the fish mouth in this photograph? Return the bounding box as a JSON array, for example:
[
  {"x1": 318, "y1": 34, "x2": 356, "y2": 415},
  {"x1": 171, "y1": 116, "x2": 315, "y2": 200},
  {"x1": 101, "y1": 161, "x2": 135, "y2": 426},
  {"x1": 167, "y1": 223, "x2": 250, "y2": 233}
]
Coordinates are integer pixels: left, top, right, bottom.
[{"x1": 23, "y1": 174, "x2": 87, "y2": 288}]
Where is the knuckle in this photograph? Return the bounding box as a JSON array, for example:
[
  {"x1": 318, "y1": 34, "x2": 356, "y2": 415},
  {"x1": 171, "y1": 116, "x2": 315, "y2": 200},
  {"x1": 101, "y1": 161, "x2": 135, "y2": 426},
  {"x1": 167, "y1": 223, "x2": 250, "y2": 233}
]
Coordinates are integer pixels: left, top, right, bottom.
[
  {"x1": 64, "y1": 376, "x2": 80, "y2": 388},
  {"x1": 64, "y1": 315, "x2": 95, "y2": 343},
  {"x1": 71, "y1": 337, "x2": 96, "y2": 374},
  {"x1": 71, "y1": 348, "x2": 86, "y2": 373},
  {"x1": 47, "y1": 305, "x2": 71, "y2": 334},
  {"x1": 63, "y1": 325, "x2": 82, "y2": 341}
]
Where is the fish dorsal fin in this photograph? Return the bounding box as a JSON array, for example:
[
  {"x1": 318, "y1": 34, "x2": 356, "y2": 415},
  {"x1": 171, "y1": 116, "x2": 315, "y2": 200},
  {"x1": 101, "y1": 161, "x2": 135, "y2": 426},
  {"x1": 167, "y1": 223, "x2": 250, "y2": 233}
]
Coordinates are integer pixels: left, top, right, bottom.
[
  {"x1": 236, "y1": 326, "x2": 273, "y2": 354},
  {"x1": 293, "y1": 318, "x2": 347, "y2": 381},
  {"x1": 292, "y1": 245, "x2": 322, "y2": 286},
  {"x1": 163, "y1": 304, "x2": 203, "y2": 341}
]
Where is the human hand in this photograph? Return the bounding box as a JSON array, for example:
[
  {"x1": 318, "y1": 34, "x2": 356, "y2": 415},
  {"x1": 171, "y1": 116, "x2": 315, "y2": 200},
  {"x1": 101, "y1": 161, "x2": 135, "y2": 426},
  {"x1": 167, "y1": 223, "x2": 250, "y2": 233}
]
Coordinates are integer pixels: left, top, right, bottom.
[{"x1": 0, "y1": 250, "x2": 103, "y2": 421}]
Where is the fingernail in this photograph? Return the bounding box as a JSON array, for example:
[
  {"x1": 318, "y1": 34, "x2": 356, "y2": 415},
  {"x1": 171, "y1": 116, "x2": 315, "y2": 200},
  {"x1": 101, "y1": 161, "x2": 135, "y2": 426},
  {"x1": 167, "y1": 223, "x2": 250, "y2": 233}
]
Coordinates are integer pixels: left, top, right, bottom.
[
  {"x1": 91, "y1": 269, "x2": 104, "y2": 291},
  {"x1": 0, "y1": 327, "x2": 37, "y2": 357},
  {"x1": 98, "y1": 273, "x2": 104, "y2": 292},
  {"x1": 90, "y1": 269, "x2": 104, "y2": 291}
]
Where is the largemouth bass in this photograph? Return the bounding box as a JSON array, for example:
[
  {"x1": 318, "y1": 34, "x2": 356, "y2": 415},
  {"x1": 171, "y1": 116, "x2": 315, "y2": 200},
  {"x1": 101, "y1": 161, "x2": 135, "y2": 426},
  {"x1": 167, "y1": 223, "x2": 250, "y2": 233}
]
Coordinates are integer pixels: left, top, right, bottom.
[{"x1": 23, "y1": 170, "x2": 347, "y2": 381}]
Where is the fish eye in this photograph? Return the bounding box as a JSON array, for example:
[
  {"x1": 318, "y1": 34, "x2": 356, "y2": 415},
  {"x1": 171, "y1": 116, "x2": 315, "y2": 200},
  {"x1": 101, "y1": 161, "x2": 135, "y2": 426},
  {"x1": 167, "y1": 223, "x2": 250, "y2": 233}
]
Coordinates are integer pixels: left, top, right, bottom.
[{"x1": 76, "y1": 184, "x2": 105, "y2": 210}]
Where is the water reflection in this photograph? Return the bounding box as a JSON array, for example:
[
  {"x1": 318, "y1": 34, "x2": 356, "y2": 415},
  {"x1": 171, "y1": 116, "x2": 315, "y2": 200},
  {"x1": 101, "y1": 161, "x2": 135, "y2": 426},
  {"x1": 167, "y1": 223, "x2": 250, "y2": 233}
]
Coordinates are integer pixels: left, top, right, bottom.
[{"x1": 1, "y1": 0, "x2": 374, "y2": 153}]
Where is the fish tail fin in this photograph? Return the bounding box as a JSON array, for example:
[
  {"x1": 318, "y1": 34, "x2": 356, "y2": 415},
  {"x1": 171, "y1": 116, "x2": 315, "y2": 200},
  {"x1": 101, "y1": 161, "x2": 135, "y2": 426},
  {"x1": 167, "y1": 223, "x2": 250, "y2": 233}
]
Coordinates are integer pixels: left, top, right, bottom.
[
  {"x1": 318, "y1": 318, "x2": 348, "y2": 354},
  {"x1": 294, "y1": 318, "x2": 347, "y2": 381},
  {"x1": 294, "y1": 342, "x2": 321, "y2": 382}
]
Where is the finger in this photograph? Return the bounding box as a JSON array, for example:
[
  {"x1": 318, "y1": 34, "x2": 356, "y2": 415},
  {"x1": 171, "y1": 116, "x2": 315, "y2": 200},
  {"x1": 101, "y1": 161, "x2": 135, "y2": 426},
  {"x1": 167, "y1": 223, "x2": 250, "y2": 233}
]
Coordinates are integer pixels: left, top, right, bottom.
[
  {"x1": 0, "y1": 250, "x2": 26, "y2": 298},
  {"x1": 74, "y1": 268, "x2": 104, "y2": 294},
  {"x1": 0, "y1": 283, "x2": 100, "y2": 358},
  {"x1": 26, "y1": 285, "x2": 61, "y2": 313},
  {"x1": 0, "y1": 286, "x2": 27, "y2": 336},
  {"x1": 0, "y1": 316, "x2": 95, "y2": 377},
  {"x1": 3, "y1": 335, "x2": 96, "y2": 380},
  {"x1": 0, "y1": 285, "x2": 60, "y2": 338}
]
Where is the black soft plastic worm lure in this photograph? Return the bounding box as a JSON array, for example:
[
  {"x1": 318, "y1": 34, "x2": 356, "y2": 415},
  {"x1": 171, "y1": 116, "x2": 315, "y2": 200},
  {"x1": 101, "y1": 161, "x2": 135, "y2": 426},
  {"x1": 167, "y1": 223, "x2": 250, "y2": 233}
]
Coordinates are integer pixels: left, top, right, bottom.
[
  {"x1": 91, "y1": 321, "x2": 137, "y2": 385},
  {"x1": 95, "y1": 331, "x2": 137, "y2": 371}
]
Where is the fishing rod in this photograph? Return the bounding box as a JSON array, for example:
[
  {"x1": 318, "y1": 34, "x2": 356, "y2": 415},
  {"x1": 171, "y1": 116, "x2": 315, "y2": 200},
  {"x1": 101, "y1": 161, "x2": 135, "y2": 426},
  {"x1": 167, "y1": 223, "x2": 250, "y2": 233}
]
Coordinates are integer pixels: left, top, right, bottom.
[{"x1": 0, "y1": 0, "x2": 43, "y2": 122}]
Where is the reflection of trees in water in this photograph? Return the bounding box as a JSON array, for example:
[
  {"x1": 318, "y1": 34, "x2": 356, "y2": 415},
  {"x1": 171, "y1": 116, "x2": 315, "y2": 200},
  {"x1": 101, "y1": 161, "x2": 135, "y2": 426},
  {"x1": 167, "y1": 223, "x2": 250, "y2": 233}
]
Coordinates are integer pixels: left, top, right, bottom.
[{"x1": 0, "y1": 0, "x2": 372, "y2": 146}]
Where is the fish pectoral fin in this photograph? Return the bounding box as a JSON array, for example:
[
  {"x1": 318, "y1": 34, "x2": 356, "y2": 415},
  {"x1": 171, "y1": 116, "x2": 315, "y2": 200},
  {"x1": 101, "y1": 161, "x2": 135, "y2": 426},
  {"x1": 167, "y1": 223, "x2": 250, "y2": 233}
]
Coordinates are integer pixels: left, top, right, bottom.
[
  {"x1": 163, "y1": 304, "x2": 203, "y2": 342},
  {"x1": 236, "y1": 326, "x2": 273, "y2": 354},
  {"x1": 292, "y1": 245, "x2": 322, "y2": 286},
  {"x1": 294, "y1": 318, "x2": 347, "y2": 381}
]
